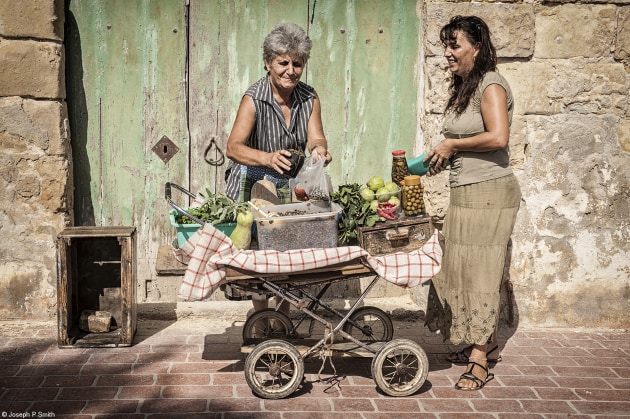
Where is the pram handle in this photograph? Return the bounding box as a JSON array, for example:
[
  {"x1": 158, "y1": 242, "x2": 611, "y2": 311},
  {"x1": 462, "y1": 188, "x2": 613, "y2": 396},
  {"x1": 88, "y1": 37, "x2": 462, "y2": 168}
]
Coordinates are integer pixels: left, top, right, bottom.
[{"x1": 165, "y1": 182, "x2": 206, "y2": 225}]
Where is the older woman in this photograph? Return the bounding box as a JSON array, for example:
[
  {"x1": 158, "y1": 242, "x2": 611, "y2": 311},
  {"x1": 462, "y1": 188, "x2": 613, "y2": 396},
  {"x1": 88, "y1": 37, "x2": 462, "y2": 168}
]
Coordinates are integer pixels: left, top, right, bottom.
[
  {"x1": 224, "y1": 22, "x2": 332, "y2": 318},
  {"x1": 225, "y1": 22, "x2": 331, "y2": 203},
  {"x1": 424, "y1": 15, "x2": 521, "y2": 391}
]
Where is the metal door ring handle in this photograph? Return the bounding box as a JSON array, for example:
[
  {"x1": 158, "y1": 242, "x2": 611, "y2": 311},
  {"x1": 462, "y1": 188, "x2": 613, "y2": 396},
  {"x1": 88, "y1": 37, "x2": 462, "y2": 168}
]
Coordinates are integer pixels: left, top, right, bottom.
[{"x1": 204, "y1": 138, "x2": 225, "y2": 166}]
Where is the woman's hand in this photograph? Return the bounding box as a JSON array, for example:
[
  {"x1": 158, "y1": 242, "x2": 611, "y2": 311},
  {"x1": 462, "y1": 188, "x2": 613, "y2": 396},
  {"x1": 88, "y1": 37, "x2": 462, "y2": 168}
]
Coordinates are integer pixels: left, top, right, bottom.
[
  {"x1": 310, "y1": 145, "x2": 332, "y2": 166},
  {"x1": 267, "y1": 149, "x2": 293, "y2": 174},
  {"x1": 425, "y1": 139, "x2": 453, "y2": 177}
]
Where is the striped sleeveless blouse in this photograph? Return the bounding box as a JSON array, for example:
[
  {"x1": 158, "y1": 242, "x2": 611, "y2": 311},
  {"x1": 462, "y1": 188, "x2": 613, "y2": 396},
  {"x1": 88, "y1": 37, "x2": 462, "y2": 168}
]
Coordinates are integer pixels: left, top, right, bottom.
[{"x1": 225, "y1": 75, "x2": 316, "y2": 201}]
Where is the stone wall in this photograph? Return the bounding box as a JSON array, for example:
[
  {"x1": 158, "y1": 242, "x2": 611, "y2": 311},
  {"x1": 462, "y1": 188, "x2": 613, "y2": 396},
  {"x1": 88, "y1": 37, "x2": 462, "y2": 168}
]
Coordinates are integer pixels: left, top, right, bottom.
[
  {"x1": 0, "y1": 1, "x2": 628, "y2": 327},
  {"x1": 421, "y1": 1, "x2": 630, "y2": 328},
  {"x1": 0, "y1": 0, "x2": 71, "y2": 319}
]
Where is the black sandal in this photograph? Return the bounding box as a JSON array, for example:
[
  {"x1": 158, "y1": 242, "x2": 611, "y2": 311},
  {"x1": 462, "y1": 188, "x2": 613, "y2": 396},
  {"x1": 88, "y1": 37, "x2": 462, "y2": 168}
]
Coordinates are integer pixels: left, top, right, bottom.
[
  {"x1": 454, "y1": 361, "x2": 494, "y2": 391},
  {"x1": 446, "y1": 344, "x2": 502, "y2": 364}
]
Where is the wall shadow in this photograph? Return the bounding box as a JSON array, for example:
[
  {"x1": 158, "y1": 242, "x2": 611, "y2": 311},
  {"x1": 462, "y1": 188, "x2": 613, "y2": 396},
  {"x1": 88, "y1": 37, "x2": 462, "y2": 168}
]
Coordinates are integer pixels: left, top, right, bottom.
[{"x1": 64, "y1": 1, "x2": 95, "y2": 226}]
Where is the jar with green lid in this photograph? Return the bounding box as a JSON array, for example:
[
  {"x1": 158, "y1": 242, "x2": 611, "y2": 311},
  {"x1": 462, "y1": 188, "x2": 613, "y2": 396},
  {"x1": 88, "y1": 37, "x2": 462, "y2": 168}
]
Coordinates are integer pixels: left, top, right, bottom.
[
  {"x1": 391, "y1": 150, "x2": 410, "y2": 185},
  {"x1": 401, "y1": 175, "x2": 425, "y2": 216}
]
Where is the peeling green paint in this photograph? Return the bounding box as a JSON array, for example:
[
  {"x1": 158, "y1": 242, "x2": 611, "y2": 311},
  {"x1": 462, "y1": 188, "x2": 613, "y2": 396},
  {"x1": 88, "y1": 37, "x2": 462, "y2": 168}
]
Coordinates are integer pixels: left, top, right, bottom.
[{"x1": 67, "y1": 0, "x2": 421, "y2": 281}]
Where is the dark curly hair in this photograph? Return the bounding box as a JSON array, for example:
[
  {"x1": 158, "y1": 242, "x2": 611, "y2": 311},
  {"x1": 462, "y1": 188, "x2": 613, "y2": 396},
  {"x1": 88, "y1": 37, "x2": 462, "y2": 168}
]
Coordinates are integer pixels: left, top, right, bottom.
[{"x1": 440, "y1": 15, "x2": 497, "y2": 115}]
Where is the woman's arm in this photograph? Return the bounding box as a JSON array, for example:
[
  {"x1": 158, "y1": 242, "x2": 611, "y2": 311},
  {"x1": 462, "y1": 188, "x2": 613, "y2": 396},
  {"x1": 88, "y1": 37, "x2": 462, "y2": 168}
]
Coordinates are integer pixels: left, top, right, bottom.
[
  {"x1": 226, "y1": 95, "x2": 292, "y2": 174},
  {"x1": 306, "y1": 94, "x2": 332, "y2": 164},
  {"x1": 426, "y1": 84, "x2": 510, "y2": 175}
]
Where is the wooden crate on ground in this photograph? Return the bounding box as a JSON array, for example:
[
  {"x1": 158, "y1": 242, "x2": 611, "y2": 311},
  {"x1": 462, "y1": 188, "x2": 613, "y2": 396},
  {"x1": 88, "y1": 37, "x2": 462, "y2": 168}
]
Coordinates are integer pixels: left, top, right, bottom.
[{"x1": 57, "y1": 227, "x2": 136, "y2": 348}]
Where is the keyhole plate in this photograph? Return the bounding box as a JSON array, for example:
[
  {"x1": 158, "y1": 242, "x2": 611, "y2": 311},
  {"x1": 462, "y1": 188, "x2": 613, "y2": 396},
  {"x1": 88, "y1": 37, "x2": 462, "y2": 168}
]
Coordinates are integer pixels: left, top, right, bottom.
[{"x1": 152, "y1": 135, "x2": 179, "y2": 163}]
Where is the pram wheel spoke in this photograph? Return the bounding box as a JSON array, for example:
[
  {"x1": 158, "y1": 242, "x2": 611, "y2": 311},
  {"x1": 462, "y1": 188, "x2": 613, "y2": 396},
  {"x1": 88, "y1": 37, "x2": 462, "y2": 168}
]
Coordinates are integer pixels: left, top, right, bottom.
[
  {"x1": 371, "y1": 339, "x2": 429, "y2": 397},
  {"x1": 245, "y1": 339, "x2": 305, "y2": 399},
  {"x1": 242, "y1": 309, "x2": 294, "y2": 341},
  {"x1": 342, "y1": 306, "x2": 394, "y2": 342}
]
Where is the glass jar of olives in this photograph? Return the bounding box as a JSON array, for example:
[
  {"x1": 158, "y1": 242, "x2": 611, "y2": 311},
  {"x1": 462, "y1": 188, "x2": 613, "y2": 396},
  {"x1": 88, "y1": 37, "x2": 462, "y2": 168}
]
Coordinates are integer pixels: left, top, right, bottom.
[
  {"x1": 401, "y1": 175, "x2": 425, "y2": 216},
  {"x1": 391, "y1": 150, "x2": 410, "y2": 185}
]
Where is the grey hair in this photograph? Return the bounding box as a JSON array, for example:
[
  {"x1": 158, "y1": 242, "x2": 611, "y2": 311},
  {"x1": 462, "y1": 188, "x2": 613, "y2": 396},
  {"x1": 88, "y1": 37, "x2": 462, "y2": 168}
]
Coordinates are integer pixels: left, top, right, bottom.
[{"x1": 263, "y1": 23, "x2": 312, "y2": 65}]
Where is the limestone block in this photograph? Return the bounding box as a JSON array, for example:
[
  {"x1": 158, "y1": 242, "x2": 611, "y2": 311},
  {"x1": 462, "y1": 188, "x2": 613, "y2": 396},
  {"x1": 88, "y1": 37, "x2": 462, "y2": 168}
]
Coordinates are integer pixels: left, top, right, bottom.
[
  {"x1": 534, "y1": 5, "x2": 616, "y2": 59},
  {"x1": 618, "y1": 118, "x2": 630, "y2": 152},
  {"x1": 616, "y1": 6, "x2": 630, "y2": 61},
  {"x1": 423, "y1": 58, "x2": 630, "y2": 117},
  {"x1": 15, "y1": 157, "x2": 70, "y2": 212},
  {"x1": 522, "y1": 113, "x2": 626, "y2": 221},
  {"x1": 512, "y1": 113, "x2": 629, "y2": 328},
  {"x1": 424, "y1": 57, "x2": 450, "y2": 115},
  {"x1": 509, "y1": 116, "x2": 528, "y2": 170},
  {"x1": 499, "y1": 60, "x2": 627, "y2": 116},
  {"x1": 0, "y1": 261, "x2": 57, "y2": 319},
  {"x1": 0, "y1": 97, "x2": 70, "y2": 156},
  {"x1": 0, "y1": 40, "x2": 65, "y2": 99},
  {"x1": 418, "y1": 113, "x2": 449, "y2": 220},
  {"x1": 79, "y1": 310, "x2": 113, "y2": 333},
  {"x1": 425, "y1": 3, "x2": 534, "y2": 58},
  {"x1": 0, "y1": 0, "x2": 64, "y2": 40}
]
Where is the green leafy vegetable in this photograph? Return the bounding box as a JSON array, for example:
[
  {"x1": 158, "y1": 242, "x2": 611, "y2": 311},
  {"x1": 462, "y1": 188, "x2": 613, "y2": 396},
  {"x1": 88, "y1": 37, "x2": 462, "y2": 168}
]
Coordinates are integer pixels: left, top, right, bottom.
[
  {"x1": 331, "y1": 183, "x2": 380, "y2": 244},
  {"x1": 175, "y1": 188, "x2": 249, "y2": 225}
]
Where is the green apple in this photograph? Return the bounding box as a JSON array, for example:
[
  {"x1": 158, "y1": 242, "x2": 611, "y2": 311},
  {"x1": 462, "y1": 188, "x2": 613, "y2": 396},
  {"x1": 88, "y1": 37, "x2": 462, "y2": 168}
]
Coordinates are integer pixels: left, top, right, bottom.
[
  {"x1": 388, "y1": 196, "x2": 401, "y2": 206},
  {"x1": 361, "y1": 187, "x2": 375, "y2": 202},
  {"x1": 376, "y1": 187, "x2": 391, "y2": 202},
  {"x1": 384, "y1": 181, "x2": 399, "y2": 193},
  {"x1": 367, "y1": 176, "x2": 385, "y2": 192}
]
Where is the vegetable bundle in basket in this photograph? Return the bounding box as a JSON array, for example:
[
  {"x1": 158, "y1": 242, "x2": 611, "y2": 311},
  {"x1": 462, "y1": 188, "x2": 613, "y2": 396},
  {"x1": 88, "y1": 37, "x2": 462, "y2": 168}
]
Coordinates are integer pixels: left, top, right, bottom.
[{"x1": 174, "y1": 188, "x2": 249, "y2": 225}]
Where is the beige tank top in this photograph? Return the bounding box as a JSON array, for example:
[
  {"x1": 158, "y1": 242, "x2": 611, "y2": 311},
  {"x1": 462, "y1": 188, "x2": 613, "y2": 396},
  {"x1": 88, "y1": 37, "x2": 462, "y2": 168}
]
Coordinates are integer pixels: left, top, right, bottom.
[{"x1": 443, "y1": 72, "x2": 514, "y2": 187}]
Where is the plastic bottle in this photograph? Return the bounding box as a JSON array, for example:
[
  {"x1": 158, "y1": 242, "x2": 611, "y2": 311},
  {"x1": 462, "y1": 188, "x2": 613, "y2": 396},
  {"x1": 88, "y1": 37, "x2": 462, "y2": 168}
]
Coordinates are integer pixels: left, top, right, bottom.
[
  {"x1": 408, "y1": 152, "x2": 451, "y2": 176},
  {"x1": 391, "y1": 150, "x2": 410, "y2": 185}
]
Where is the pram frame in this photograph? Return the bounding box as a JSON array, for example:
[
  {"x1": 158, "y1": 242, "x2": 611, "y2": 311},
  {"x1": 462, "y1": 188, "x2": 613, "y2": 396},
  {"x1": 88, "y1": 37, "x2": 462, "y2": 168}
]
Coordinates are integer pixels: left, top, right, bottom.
[{"x1": 225, "y1": 262, "x2": 429, "y2": 399}]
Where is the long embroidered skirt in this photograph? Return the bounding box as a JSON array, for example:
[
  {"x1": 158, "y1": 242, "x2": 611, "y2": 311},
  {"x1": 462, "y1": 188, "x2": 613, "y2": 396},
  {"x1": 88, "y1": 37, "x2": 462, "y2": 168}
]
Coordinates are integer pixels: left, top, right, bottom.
[{"x1": 425, "y1": 174, "x2": 521, "y2": 345}]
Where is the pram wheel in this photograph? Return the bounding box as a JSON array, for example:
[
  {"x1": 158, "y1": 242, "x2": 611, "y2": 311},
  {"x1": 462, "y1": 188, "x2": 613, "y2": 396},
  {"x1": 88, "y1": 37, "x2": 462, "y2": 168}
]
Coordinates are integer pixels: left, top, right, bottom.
[
  {"x1": 244, "y1": 339, "x2": 305, "y2": 399},
  {"x1": 342, "y1": 306, "x2": 394, "y2": 342},
  {"x1": 242, "y1": 309, "x2": 294, "y2": 341},
  {"x1": 371, "y1": 339, "x2": 429, "y2": 397}
]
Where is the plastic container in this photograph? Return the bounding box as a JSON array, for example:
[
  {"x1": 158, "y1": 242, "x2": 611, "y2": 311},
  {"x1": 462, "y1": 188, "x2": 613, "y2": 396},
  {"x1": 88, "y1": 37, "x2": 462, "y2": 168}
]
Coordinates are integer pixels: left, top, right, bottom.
[
  {"x1": 169, "y1": 210, "x2": 236, "y2": 248},
  {"x1": 249, "y1": 201, "x2": 341, "y2": 251},
  {"x1": 391, "y1": 150, "x2": 410, "y2": 185},
  {"x1": 408, "y1": 152, "x2": 451, "y2": 176},
  {"x1": 407, "y1": 152, "x2": 431, "y2": 176}
]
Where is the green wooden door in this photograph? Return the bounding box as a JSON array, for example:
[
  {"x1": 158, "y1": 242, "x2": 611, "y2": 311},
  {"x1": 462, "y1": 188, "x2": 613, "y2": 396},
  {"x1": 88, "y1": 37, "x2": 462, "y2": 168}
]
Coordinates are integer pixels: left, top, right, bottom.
[
  {"x1": 187, "y1": 0, "x2": 305, "y2": 194},
  {"x1": 308, "y1": 0, "x2": 420, "y2": 185},
  {"x1": 66, "y1": 0, "x2": 188, "y2": 281},
  {"x1": 188, "y1": 0, "x2": 420, "y2": 192},
  {"x1": 67, "y1": 0, "x2": 420, "y2": 290}
]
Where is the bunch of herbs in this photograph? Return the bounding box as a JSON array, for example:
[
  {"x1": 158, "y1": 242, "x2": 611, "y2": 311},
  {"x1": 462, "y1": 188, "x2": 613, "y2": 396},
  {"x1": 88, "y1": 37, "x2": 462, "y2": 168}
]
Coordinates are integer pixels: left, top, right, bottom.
[
  {"x1": 331, "y1": 183, "x2": 380, "y2": 244},
  {"x1": 175, "y1": 188, "x2": 249, "y2": 225}
]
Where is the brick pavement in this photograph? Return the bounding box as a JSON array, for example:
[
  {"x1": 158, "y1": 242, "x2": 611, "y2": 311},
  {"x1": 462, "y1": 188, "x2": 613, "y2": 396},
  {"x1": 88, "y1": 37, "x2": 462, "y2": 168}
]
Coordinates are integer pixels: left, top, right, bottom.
[{"x1": 1, "y1": 311, "x2": 629, "y2": 418}]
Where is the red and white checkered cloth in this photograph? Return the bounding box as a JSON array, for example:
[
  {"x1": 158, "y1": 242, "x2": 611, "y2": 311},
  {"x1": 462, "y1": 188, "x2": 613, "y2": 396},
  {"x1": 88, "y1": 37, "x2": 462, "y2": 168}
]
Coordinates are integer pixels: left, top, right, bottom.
[{"x1": 175, "y1": 223, "x2": 442, "y2": 301}]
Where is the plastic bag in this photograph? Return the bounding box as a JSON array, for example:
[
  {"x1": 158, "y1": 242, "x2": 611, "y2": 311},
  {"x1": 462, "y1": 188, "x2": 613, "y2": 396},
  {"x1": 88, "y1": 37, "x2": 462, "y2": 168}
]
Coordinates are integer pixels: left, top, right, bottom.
[{"x1": 296, "y1": 156, "x2": 332, "y2": 201}]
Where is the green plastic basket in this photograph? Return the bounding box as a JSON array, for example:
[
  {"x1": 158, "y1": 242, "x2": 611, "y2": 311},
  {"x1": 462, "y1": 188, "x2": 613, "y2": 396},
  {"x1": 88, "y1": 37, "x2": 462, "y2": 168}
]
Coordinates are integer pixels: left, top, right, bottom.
[{"x1": 169, "y1": 210, "x2": 236, "y2": 248}]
